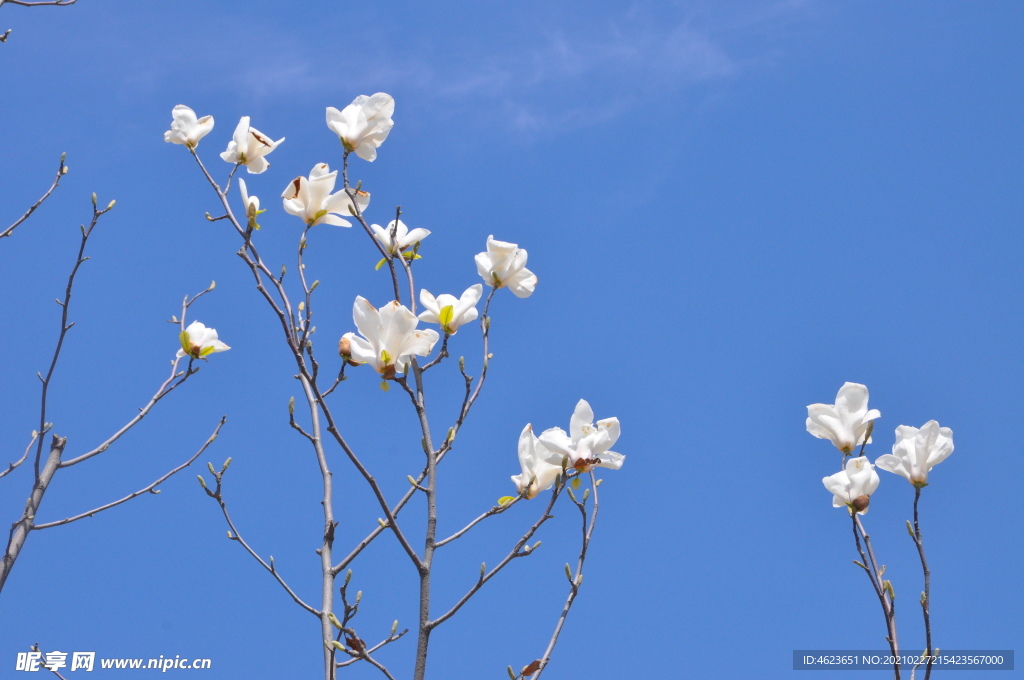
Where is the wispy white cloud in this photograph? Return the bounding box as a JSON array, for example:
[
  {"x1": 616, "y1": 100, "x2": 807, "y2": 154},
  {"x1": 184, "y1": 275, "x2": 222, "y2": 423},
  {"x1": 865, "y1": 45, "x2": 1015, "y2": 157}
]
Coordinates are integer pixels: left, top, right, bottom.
[{"x1": 225, "y1": 1, "x2": 816, "y2": 135}]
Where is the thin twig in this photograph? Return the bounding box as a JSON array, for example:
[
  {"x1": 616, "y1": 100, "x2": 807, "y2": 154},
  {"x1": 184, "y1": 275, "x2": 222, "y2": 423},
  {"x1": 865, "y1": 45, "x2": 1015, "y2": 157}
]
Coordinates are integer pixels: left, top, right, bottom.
[
  {"x1": 60, "y1": 357, "x2": 195, "y2": 467},
  {"x1": 200, "y1": 464, "x2": 319, "y2": 617},
  {"x1": 428, "y1": 479, "x2": 563, "y2": 630},
  {"x1": 1, "y1": 0, "x2": 78, "y2": 6},
  {"x1": 33, "y1": 417, "x2": 226, "y2": 530},
  {"x1": 532, "y1": 472, "x2": 600, "y2": 679},
  {"x1": 0, "y1": 154, "x2": 67, "y2": 240},
  {"x1": 33, "y1": 198, "x2": 114, "y2": 477},
  {"x1": 911, "y1": 488, "x2": 934, "y2": 680},
  {"x1": 0, "y1": 430, "x2": 40, "y2": 480},
  {"x1": 435, "y1": 496, "x2": 522, "y2": 548},
  {"x1": 854, "y1": 514, "x2": 900, "y2": 679}
]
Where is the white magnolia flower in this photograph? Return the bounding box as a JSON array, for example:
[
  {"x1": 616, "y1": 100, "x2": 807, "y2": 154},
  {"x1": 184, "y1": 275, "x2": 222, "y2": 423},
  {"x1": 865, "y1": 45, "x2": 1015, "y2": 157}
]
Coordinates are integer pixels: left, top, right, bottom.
[
  {"x1": 163, "y1": 105, "x2": 214, "y2": 149},
  {"x1": 238, "y1": 179, "x2": 263, "y2": 230},
  {"x1": 875, "y1": 421, "x2": 954, "y2": 488},
  {"x1": 418, "y1": 284, "x2": 482, "y2": 335},
  {"x1": 474, "y1": 235, "x2": 538, "y2": 298},
  {"x1": 325, "y1": 93, "x2": 395, "y2": 162},
  {"x1": 281, "y1": 163, "x2": 369, "y2": 227},
  {"x1": 806, "y1": 382, "x2": 881, "y2": 454},
  {"x1": 177, "y1": 321, "x2": 230, "y2": 359},
  {"x1": 371, "y1": 219, "x2": 430, "y2": 255},
  {"x1": 538, "y1": 399, "x2": 625, "y2": 472},
  {"x1": 511, "y1": 424, "x2": 563, "y2": 500},
  {"x1": 220, "y1": 116, "x2": 284, "y2": 174},
  {"x1": 822, "y1": 456, "x2": 880, "y2": 514},
  {"x1": 341, "y1": 296, "x2": 439, "y2": 377}
]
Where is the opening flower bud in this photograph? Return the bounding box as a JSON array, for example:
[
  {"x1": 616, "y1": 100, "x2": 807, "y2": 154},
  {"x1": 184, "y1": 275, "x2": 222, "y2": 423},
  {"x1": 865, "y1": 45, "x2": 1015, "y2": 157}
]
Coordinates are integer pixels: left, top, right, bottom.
[{"x1": 851, "y1": 495, "x2": 871, "y2": 513}]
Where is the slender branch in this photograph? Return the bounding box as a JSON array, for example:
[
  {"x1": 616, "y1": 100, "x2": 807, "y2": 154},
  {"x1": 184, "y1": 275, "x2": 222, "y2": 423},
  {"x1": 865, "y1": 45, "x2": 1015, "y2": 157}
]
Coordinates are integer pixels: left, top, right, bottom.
[
  {"x1": 296, "y1": 373, "x2": 340, "y2": 680},
  {"x1": 329, "y1": 578, "x2": 405, "y2": 680},
  {"x1": 0, "y1": 154, "x2": 67, "y2": 240},
  {"x1": 313, "y1": 389, "x2": 423, "y2": 572},
  {"x1": 60, "y1": 357, "x2": 195, "y2": 467},
  {"x1": 200, "y1": 463, "x2": 319, "y2": 617},
  {"x1": 189, "y1": 149, "x2": 299, "y2": 353},
  {"x1": 532, "y1": 473, "x2": 600, "y2": 679},
  {"x1": 428, "y1": 478, "x2": 563, "y2": 630},
  {"x1": 33, "y1": 417, "x2": 226, "y2": 530},
  {"x1": 1, "y1": 0, "x2": 78, "y2": 7},
  {"x1": 340, "y1": 151, "x2": 401, "y2": 303},
  {"x1": 33, "y1": 198, "x2": 114, "y2": 477},
  {"x1": 911, "y1": 488, "x2": 934, "y2": 680},
  {"x1": 330, "y1": 290, "x2": 496, "y2": 576},
  {"x1": 435, "y1": 496, "x2": 522, "y2": 548},
  {"x1": 334, "y1": 630, "x2": 408, "y2": 668},
  {"x1": 0, "y1": 430, "x2": 40, "y2": 480},
  {"x1": 853, "y1": 514, "x2": 900, "y2": 679}
]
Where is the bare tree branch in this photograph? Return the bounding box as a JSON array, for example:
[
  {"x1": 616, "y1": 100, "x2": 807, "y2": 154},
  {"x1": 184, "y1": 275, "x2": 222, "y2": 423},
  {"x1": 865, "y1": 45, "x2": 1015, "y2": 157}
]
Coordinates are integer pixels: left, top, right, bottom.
[
  {"x1": 59, "y1": 356, "x2": 196, "y2": 467},
  {"x1": 33, "y1": 417, "x2": 226, "y2": 530},
  {"x1": 0, "y1": 154, "x2": 67, "y2": 239},
  {"x1": 200, "y1": 462, "x2": 320, "y2": 618},
  {"x1": 532, "y1": 473, "x2": 599, "y2": 679},
  {"x1": 428, "y1": 479, "x2": 563, "y2": 630},
  {"x1": 2, "y1": 435, "x2": 64, "y2": 591},
  {"x1": 1, "y1": 430, "x2": 40, "y2": 480},
  {"x1": 32, "y1": 197, "x2": 114, "y2": 477}
]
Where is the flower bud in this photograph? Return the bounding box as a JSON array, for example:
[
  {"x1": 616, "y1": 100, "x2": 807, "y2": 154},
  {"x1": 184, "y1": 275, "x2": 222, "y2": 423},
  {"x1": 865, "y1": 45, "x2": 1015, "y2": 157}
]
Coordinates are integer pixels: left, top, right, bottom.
[{"x1": 851, "y1": 495, "x2": 871, "y2": 513}]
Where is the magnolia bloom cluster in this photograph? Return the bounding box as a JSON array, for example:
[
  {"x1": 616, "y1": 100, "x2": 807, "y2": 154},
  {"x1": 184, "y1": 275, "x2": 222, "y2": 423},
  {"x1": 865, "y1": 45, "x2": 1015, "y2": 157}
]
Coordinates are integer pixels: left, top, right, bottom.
[
  {"x1": 372, "y1": 219, "x2": 430, "y2": 256},
  {"x1": 418, "y1": 285, "x2": 482, "y2": 335},
  {"x1": 282, "y1": 163, "x2": 369, "y2": 228},
  {"x1": 340, "y1": 296, "x2": 439, "y2": 378},
  {"x1": 806, "y1": 382, "x2": 880, "y2": 454},
  {"x1": 238, "y1": 179, "x2": 263, "y2": 230},
  {"x1": 823, "y1": 456, "x2": 879, "y2": 515},
  {"x1": 177, "y1": 321, "x2": 230, "y2": 360},
  {"x1": 512, "y1": 400, "x2": 625, "y2": 500},
  {"x1": 326, "y1": 93, "x2": 395, "y2": 162},
  {"x1": 808, "y1": 383, "x2": 955, "y2": 512},
  {"x1": 876, "y1": 421, "x2": 954, "y2": 488},
  {"x1": 164, "y1": 105, "x2": 214, "y2": 149},
  {"x1": 220, "y1": 116, "x2": 284, "y2": 174},
  {"x1": 475, "y1": 236, "x2": 537, "y2": 298}
]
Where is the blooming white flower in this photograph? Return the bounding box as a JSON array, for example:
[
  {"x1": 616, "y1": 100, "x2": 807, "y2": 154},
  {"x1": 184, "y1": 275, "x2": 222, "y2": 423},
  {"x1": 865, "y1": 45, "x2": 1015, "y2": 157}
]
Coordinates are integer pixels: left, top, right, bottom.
[
  {"x1": 538, "y1": 399, "x2": 625, "y2": 472},
  {"x1": 281, "y1": 163, "x2": 369, "y2": 227},
  {"x1": 875, "y1": 421, "x2": 954, "y2": 488},
  {"x1": 418, "y1": 284, "x2": 482, "y2": 335},
  {"x1": 341, "y1": 296, "x2": 439, "y2": 377},
  {"x1": 371, "y1": 219, "x2": 430, "y2": 255},
  {"x1": 511, "y1": 424, "x2": 564, "y2": 500},
  {"x1": 822, "y1": 456, "x2": 880, "y2": 514},
  {"x1": 220, "y1": 116, "x2": 284, "y2": 174},
  {"x1": 177, "y1": 321, "x2": 230, "y2": 359},
  {"x1": 163, "y1": 105, "x2": 214, "y2": 149},
  {"x1": 806, "y1": 382, "x2": 881, "y2": 454},
  {"x1": 237, "y1": 179, "x2": 263, "y2": 230},
  {"x1": 325, "y1": 93, "x2": 395, "y2": 162},
  {"x1": 474, "y1": 235, "x2": 538, "y2": 298}
]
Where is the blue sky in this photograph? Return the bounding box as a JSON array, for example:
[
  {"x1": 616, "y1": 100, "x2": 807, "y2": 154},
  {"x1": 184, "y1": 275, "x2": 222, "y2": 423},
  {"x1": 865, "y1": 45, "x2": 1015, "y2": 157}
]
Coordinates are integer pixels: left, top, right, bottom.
[{"x1": 1, "y1": 1, "x2": 1022, "y2": 678}]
